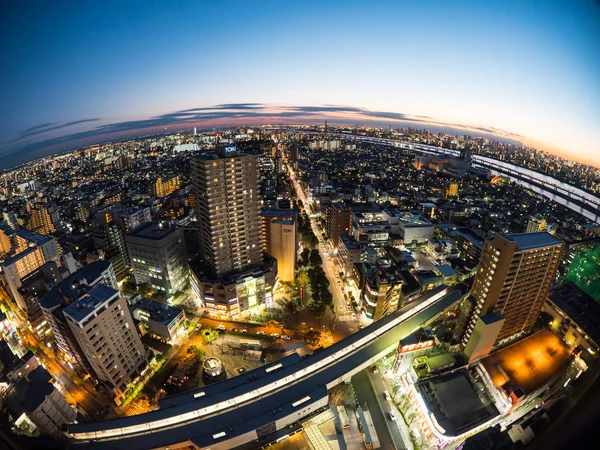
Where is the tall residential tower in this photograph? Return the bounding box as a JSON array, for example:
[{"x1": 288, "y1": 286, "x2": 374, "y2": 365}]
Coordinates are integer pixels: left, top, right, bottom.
[
  {"x1": 192, "y1": 146, "x2": 263, "y2": 278},
  {"x1": 461, "y1": 232, "x2": 563, "y2": 357}
]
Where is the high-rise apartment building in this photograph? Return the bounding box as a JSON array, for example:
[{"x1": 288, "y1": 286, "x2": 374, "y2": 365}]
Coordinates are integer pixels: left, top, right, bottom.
[
  {"x1": 126, "y1": 221, "x2": 188, "y2": 296},
  {"x1": 192, "y1": 146, "x2": 262, "y2": 278},
  {"x1": 3, "y1": 210, "x2": 19, "y2": 230},
  {"x1": 446, "y1": 182, "x2": 459, "y2": 198},
  {"x1": 461, "y1": 232, "x2": 563, "y2": 351},
  {"x1": 63, "y1": 284, "x2": 149, "y2": 403},
  {"x1": 152, "y1": 176, "x2": 180, "y2": 197},
  {"x1": 189, "y1": 146, "x2": 277, "y2": 318},
  {"x1": 2, "y1": 230, "x2": 60, "y2": 310},
  {"x1": 526, "y1": 216, "x2": 547, "y2": 233},
  {"x1": 39, "y1": 261, "x2": 118, "y2": 370},
  {"x1": 326, "y1": 203, "x2": 352, "y2": 249},
  {"x1": 28, "y1": 204, "x2": 57, "y2": 235}
]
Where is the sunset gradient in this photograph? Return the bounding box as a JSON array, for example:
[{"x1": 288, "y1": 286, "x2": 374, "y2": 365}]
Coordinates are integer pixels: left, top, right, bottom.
[{"x1": 1, "y1": 0, "x2": 599, "y2": 168}]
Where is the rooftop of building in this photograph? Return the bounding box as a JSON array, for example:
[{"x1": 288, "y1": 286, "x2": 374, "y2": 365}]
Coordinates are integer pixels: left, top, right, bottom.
[
  {"x1": 436, "y1": 264, "x2": 457, "y2": 277},
  {"x1": 340, "y1": 233, "x2": 360, "y2": 250},
  {"x1": 502, "y1": 231, "x2": 563, "y2": 250},
  {"x1": 39, "y1": 260, "x2": 112, "y2": 311},
  {"x1": 260, "y1": 209, "x2": 298, "y2": 218},
  {"x1": 16, "y1": 228, "x2": 53, "y2": 246},
  {"x1": 63, "y1": 284, "x2": 119, "y2": 323},
  {"x1": 456, "y1": 227, "x2": 485, "y2": 248},
  {"x1": 384, "y1": 209, "x2": 432, "y2": 226},
  {"x1": 126, "y1": 221, "x2": 181, "y2": 241},
  {"x1": 418, "y1": 370, "x2": 496, "y2": 435},
  {"x1": 482, "y1": 329, "x2": 571, "y2": 395},
  {"x1": 548, "y1": 282, "x2": 600, "y2": 346},
  {"x1": 130, "y1": 296, "x2": 183, "y2": 326},
  {"x1": 4, "y1": 366, "x2": 54, "y2": 415},
  {"x1": 329, "y1": 202, "x2": 351, "y2": 211}
]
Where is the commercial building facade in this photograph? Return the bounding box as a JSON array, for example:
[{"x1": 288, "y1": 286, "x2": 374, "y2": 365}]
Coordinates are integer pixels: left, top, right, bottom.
[{"x1": 126, "y1": 221, "x2": 188, "y2": 297}]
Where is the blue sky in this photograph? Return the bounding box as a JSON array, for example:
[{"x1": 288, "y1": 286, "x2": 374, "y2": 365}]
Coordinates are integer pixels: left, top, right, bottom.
[{"x1": 1, "y1": 0, "x2": 599, "y2": 168}]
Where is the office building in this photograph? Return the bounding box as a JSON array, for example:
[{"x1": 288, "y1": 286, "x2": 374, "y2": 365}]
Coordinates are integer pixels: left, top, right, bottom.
[
  {"x1": 152, "y1": 176, "x2": 180, "y2": 197},
  {"x1": 461, "y1": 232, "x2": 563, "y2": 351},
  {"x1": 544, "y1": 282, "x2": 600, "y2": 365},
  {"x1": 64, "y1": 284, "x2": 149, "y2": 403},
  {"x1": 126, "y1": 221, "x2": 188, "y2": 297},
  {"x1": 326, "y1": 203, "x2": 352, "y2": 249},
  {"x1": 260, "y1": 210, "x2": 298, "y2": 282},
  {"x1": 383, "y1": 209, "x2": 433, "y2": 244},
  {"x1": 192, "y1": 146, "x2": 262, "y2": 278}
]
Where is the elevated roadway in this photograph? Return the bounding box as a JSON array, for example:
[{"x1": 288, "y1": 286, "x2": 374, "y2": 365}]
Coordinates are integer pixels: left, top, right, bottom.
[{"x1": 66, "y1": 285, "x2": 462, "y2": 449}]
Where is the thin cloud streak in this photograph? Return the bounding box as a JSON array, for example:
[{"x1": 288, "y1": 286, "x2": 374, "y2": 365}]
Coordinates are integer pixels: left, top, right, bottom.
[{"x1": 0, "y1": 103, "x2": 551, "y2": 168}]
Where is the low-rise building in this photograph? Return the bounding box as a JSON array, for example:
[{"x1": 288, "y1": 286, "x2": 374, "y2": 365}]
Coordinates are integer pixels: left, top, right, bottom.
[
  {"x1": 190, "y1": 256, "x2": 277, "y2": 319},
  {"x1": 129, "y1": 295, "x2": 186, "y2": 342},
  {"x1": 545, "y1": 282, "x2": 600, "y2": 365}
]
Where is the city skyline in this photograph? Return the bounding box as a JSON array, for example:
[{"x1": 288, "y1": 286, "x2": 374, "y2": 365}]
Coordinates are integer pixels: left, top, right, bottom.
[{"x1": 1, "y1": 0, "x2": 599, "y2": 169}]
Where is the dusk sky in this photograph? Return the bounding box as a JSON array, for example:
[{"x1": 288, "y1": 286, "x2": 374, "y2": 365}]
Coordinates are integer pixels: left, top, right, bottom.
[{"x1": 1, "y1": 0, "x2": 599, "y2": 168}]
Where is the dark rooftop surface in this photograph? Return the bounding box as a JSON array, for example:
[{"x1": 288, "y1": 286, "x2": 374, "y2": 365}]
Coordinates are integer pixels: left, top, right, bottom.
[
  {"x1": 39, "y1": 260, "x2": 112, "y2": 311},
  {"x1": 260, "y1": 209, "x2": 298, "y2": 218},
  {"x1": 129, "y1": 296, "x2": 183, "y2": 326},
  {"x1": 126, "y1": 221, "x2": 180, "y2": 241},
  {"x1": 419, "y1": 370, "x2": 496, "y2": 435},
  {"x1": 503, "y1": 231, "x2": 563, "y2": 250},
  {"x1": 548, "y1": 282, "x2": 600, "y2": 346}
]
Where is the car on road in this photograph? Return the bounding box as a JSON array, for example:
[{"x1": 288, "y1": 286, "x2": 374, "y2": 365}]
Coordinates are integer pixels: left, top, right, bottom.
[
  {"x1": 238, "y1": 367, "x2": 246, "y2": 374},
  {"x1": 383, "y1": 391, "x2": 391, "y2": 401},
  {"x1": 372, "y1": 366, "x2": 378, "y2": 374},
  {"x1": 256, "y1": 331, "x2": 266, "y2": 336},
  {"x1": 358, "y1": 324, "x2": 363, "y2": 329},
  {"x1": 282, "y1": 335, "x2": 290, "y2": 340},
  {"x1": 216, "y1": 324, "x2": 226, "y2": 331},
  {"x1": 270, "y1": 333, "x2": 281, "y2": 339},
  {"x1": 241, "y1": 329, "x2": 248, "y2": 333},
  {"x1": 389, "y1": 411, "x2": 396, "y2": 421},
  {"x1": 195, "y1": 324, "x2": 202, "y2": 331}
]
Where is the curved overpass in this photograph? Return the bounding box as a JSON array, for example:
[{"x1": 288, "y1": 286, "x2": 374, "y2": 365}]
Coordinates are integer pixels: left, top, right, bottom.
[{"x1": 66, "y1": 286, "x2": 462, "y2": 449}]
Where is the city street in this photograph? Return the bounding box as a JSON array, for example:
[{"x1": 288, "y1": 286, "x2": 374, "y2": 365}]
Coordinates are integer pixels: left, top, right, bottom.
[
  {"x1": 352, "y1": 369, "x2": 400, "y2": 450},
  {"x1": 0, "y1": 286, "x2": 112, "y2": 418},
  {"x1": 287, "y1": 163, "x2": 360, "y2": 340}
]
